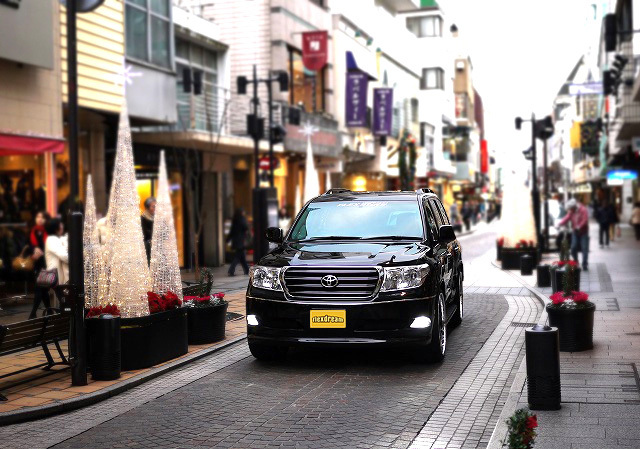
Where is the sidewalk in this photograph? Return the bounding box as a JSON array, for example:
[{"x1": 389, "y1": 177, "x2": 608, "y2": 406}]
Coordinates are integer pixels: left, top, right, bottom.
[{"x1": 489, "y1": 223, "x2": 640, "y2": 449}]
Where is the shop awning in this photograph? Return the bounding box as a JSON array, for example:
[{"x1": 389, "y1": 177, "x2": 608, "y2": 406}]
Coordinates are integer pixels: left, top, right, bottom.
[{"x1": 0, "y1": 133, "x2": 65, "y2": 156}]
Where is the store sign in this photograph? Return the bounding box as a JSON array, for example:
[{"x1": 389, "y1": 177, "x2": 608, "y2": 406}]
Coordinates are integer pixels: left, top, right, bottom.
[
  {"x1": 302, "y1": 31, "x2": 328, "y2": 71},
  {"x1": 372, "y1": 88, "x2": 393, "y2": 136},
  {"x1": 480, "y1": 140, "x2": 488, "y2": 174},
  {"x1": 568, "y1": 82, "x2": 603, "y2": 96},
  {"x1": 259, "y1": 156, "x2": 280, "y2": 171},
  {"x1": 345, "y1": 72, "x2": 368, "y2": 128},
  {"x1": 607, "y1": 170, "x2": 637, "y2": 185}
]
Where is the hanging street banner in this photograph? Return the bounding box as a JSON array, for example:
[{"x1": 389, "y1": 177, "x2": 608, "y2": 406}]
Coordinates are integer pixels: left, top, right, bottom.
[
  {"x1": 346, "y1": 72, "x2": 368, "y2": 128},
  {"x1": 302, "y1": 31, "x2": 328, "y2": 71},
  {"x1": 372, "y1": 88, "x2": 393, "y2": 136},
  {"x1": 568, "y1": 82, "x2": 603, "y2": 96}
]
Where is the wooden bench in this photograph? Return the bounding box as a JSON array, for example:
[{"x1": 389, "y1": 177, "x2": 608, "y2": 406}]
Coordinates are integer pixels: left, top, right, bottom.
[{"x1": 0, "y1": 313, "x2": 70, "y2": 401}]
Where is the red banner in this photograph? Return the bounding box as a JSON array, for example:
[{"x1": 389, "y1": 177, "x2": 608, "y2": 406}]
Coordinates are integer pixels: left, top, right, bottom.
[
  {"x1": 480, "y1": 140, "x2": 489, "y2": 174},
  {"x1": 302, "y1": 31, "x2": 328, "y2": 71}
]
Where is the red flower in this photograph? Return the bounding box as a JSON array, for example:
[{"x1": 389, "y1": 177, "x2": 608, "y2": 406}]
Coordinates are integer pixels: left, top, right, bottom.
[
  {"x1": 571, "y1": 291, "x2": 589, "y2": 303},
  {"x1": 86, "y1": 303, "x2": 121, "y2": 318},
  {"x1": 550, "y1": 292, "x2": 566, "y2": 305},
  {"x1": 566, "y1": 260, "x2": 579, "y2": 267},
  {"x1": 497, "y1": 237, "x2": 505, "y2": 247},
  {"x1": 526, "y1": 415, "x2": 538, "y2": 429},
  {"x1": 184, "y1": 296, "x2": 199, "y2": 302},
  {"x1": 215, "y1": 292, "x2": 225, "y2": 299},
  {"x1": 195, "y1": 296, "x2": 211, "y2": 302}
]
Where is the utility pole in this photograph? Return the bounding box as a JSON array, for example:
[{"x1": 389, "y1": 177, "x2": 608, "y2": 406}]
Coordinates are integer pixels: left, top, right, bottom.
[
  {"x1": 530, "y1": 113, "x2": 541, "y2": 253},
  {"x1": 543, "y1": 137, "x2": 550, "y2": 252}
]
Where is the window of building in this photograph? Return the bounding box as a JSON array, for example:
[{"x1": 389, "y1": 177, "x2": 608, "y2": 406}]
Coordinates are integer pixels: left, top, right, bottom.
[
  {"x1": 410, "y1": 98, "x2": 419, "y2": 124},
  {"x1": 125, "y1": 0, "x2": 171, "y2": 68},
  {"x1": 288, "y1": 48, "x2": 325, "y2": 113},
  {"x1": 175, "y1": 38, "x2": 219, "y2": 132},
  {"x1": 407, "y1": 16, "x2": 442, "y2": 38},
  {"x1": 420, "y1": 68, "x2": 444, "y2": 90}
]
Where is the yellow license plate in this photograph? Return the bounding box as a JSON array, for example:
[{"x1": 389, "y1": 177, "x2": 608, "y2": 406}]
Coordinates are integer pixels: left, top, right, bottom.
[{"x1": 310, "y1": 310, "x2": 346, "y2": 328}]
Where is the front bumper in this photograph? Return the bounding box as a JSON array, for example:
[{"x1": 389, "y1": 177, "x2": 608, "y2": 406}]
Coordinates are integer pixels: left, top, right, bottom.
[{"x1": 246, "y1": 295, "x2": 436, "y2": 347}]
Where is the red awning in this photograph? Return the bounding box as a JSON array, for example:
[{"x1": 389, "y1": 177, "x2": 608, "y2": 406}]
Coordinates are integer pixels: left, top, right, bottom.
[{"x1": 0, "y1": 133, "x2": 65, "y2": 156}]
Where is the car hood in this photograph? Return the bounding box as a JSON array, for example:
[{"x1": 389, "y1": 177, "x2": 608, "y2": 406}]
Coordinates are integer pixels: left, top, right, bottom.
[{"x1": 260, "y1": 241, "x2": 430, "y2": 267}]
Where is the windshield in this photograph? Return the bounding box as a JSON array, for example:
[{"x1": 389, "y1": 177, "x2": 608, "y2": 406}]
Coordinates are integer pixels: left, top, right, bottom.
[{"x1": 289, "y1": 200, "x2": 424, "y2": 241}]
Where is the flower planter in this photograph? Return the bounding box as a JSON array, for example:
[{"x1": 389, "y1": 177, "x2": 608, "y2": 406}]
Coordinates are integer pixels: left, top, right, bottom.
[
  {"x1": 546, "y1": 302, "x2": 595, "y2": 352},
  {"x1": 120, "y1": 307, "x2": 188, "y2": 370},
  {"x1": 536, "y1": 264, "x2": 551, "y2": 287},
  {"x1": 551, "y1": 266, "x2": 581, "y2": 293},
  {"x1": 187, "y1": 302, "x2": 229, "y2": 345},
  {"x1": 501, "y1": 248, "x2": 537, "y2": 270}
]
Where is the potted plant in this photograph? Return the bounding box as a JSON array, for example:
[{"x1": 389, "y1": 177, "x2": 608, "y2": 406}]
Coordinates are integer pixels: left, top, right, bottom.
[
  {"x1": 497, "y1": 237, "x2": 504, "y2": 261},
  {"x1": 547, "y1": 290, "x2": 595, "y2": 352},
  {"x1": 184, "y1": 293, "x2": 228, "y2": 344},
  {"x1": 550, "y1": 260, "x2": 581, "y2": 293},
  {"x1": 501, "y1": 239, "x2": 537, "y2": 270},
  {"x1": 120, "y1": 291, "x2": 188, "y2": 370},
  {"x1": 504, "y1": 408, "x2": 538, "y2": 449}
]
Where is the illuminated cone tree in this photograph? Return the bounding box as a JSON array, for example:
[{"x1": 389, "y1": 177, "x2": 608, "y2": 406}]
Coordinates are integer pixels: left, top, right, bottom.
[
  {"x1": 100, "y1": 101, "x2": 151, "y2": 317},
  {"x1": 150, "y1": 151, "x2": 183, "y2": 300},
  {"x1": 83, "y1": 175, "x2": 100, "y2": 309}
]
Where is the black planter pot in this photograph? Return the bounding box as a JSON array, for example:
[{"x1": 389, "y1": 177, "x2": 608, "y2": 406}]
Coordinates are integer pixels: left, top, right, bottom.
[
  {"x1": 120, "y1": 308, "x2": 188, "y2": 370},
  {"x1": 552, "y1": 266, "x2": 581, "y2": 293},
  {"x1": 87, "y1": 315, "x2": 121, "y2": 380},
  {"x1": 546, "y1": 302, "x2": 595, "y2": 352},
  {"x1": 537, "y1": 264, "x2": 551, "y2": 287},
  {"x1": 497, "y1": 244, "x2": 502, "y2": 261},
  {"x1": 501, "y1": 248, "x2": 538, "y2": 270},
  {"x1": 187, "y1": 302, "x2": 229, "y2": 345}
]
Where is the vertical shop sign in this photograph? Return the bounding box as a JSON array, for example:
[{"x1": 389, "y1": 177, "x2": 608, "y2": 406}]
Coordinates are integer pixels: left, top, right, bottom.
[
  {"x1": 302, "y1": 31, "x2": 328, "y2": 71},
  {"x1": 372, "y1": 88, "x2": 393, "y2": 136},
  {"x1": 481, "y1": 139, "x2": 489, "y2": 173},
  {"x1": 345, "y1": 72, "x2": 368, "y2": 128}
]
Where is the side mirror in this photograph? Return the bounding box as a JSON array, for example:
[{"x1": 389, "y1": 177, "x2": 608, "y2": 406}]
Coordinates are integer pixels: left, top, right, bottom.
[
  {"x1": 265, "y1": 227, "x2": 283, "y2": 244},
  {"x1": 439, "y1": 225, "x2": 456, "y2": 243}
]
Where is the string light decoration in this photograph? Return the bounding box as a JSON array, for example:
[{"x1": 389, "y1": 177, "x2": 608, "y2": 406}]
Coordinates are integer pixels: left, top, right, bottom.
[
  {"x1": 83, "y1": 175, "x2": 100, "y2": 309},
  {"x1": 150, "y1": 151, "x2": 183, "y2": 300},
  {"x1": 300, "y1": 121, "x2": 320, "y2": 204},
  {"x1": 98, "y1": 100, "x2": 151, "y2": 317}
]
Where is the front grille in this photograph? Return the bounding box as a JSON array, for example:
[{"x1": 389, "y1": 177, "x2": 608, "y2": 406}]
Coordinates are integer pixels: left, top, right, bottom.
[{"x1": 283, "y1": 267, "x2": 380, "y2": 300}]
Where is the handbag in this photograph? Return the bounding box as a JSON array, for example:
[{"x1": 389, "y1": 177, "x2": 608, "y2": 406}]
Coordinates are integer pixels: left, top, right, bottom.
[
  {"x1": 12, "y1": 246, "x2": 34, "y2": 272},
  {"x1": 36, "y1": 269, "x2": 59, "y2": 289}
]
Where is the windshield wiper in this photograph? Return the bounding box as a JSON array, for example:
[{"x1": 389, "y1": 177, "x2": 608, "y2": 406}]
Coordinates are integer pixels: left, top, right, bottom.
[
  {"x1": 360, "y1": 236, "x2": 423, "y2": 241},
  {"x1": 296, "y1": 236, "x2": 363, "y2": 241}
]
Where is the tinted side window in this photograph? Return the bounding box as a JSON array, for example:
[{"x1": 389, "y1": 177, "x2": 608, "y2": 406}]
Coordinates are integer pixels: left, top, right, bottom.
[
  {"x1": 428, "y1": 200, "x2": 444, "y2": 229},
  {"x1": 423, "y1": 199, "x2": 439, "y2": 240},
  {"x1": 434, "y1": 200, "x2": 451, "y2": 225}
]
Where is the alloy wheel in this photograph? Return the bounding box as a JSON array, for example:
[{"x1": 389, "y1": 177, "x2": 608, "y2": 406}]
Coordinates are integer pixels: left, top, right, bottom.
[
  {"x1": 438, "y1": 293, "x2": 447, "y2": 355},
  {"x1": 458, "y1": 276, "x2": 464, "y2": 320}
]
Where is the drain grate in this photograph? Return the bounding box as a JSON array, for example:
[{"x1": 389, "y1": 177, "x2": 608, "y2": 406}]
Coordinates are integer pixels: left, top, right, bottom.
[
  {"x1": 510, "y1": 321, "x2": 538, "y2": 328},
  {"x1": 226, "y1": 312, "x2": 244, "y2": 322}
]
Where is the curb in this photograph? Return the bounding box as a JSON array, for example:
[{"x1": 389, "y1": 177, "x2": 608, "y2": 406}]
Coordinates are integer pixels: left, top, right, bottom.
[
  {"x1": 486, "y1": 260, "x2": 550, "y2": 449},
  {"x1": 0, "y1": 334, "x2": 248, "y2": 426}
]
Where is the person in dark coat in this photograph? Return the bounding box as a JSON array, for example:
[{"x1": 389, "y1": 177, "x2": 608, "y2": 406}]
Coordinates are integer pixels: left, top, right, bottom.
[
  {"x1": 28, "y1": 211, "x2": 51, "y2": 319},
  {"x1": 227, "y1": 208, "x2": 249, "y2": 276},
  {"x1": 595, "y1": 199, "x2": 614, "y2": 248},
  {"x1": 141, "y1": 197, "x2": 156, "y2": 264}
]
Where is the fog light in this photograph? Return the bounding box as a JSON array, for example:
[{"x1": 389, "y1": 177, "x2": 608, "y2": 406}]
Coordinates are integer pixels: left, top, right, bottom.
[
  {"x1": 247, "y1": 314, "x2": 259, "y2": 326},
  {"x1": 410, "y1": 316, "x2": 431, "y2": 329}
]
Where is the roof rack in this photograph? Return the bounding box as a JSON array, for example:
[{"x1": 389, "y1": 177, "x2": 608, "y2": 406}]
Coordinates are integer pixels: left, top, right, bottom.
[
  {"x1": 324, "y1": 188, "x2": 352, "y2": 195},
  {"x1": 416, "y1": 188, "x2": 435, "y2": 194}
]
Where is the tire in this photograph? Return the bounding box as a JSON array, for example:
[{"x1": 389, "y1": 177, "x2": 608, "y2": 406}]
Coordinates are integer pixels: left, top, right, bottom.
[
  {"x1": 248, "y1": 341, "x2": 288, "y2": 361},
  {"x1": 417, "y1": 292, "x2": 447, "y2": 363},
  {"x1": 450, "y1": 273, "x2": 464, "y2": 328}
]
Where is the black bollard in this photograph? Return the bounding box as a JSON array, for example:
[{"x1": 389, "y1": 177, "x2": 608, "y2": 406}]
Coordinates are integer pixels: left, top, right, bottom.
[
  {"x1": 536, "y1": 264, "x2": 551, "y2": 287},
  {"x1": 520, "y1": 254, "x2": 534, "y2": 275},
  {"x1": 87, "y1": 314, "x2": 121, "y2": 380},
  {"x1": 526, "y1": 325, "x2": 561, "y2": 410}
]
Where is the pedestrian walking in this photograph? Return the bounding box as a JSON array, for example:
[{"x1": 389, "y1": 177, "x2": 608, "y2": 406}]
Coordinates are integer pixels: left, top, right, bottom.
[
  {"x1": 631, "y1": 202, "x2": 640, "y2": 241},
  {"x1": 28, "y1": 211, "x2": 51, "y2": 318},
  {"x1": 558, "y1": 198, "x2": 590, "y2": 271},
  {"x1": 141, "y1": 197, "x2": 156, "y2": 264},
  {"x1": 609, "y1": 202, "x2": 619, "y2": 243},
  {"x1": 461, "y1": 202, "x2": 471, "y2": 231},
  {"x1": 44, "y1": 217, "x2": 69, "y2": 285},
  {"x1": 227, "y1": 208, "x2": 249, "y2": 276},
  {"x1": 595, "y1": 200, "x2": 613, "y2": 248}
]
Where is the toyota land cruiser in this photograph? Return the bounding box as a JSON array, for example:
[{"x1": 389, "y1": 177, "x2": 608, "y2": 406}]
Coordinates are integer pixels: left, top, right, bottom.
[{"x1": 246, "y1": 188, "x2": 463, "y2": 362}]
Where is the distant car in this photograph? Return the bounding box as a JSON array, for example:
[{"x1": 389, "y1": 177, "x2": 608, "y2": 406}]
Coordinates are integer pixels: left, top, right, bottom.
[{"x1": 246, "y1": 188, "x2": 463, "y2": 363}]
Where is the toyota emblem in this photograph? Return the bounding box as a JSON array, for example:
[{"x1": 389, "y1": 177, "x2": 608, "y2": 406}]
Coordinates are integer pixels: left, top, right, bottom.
[{"x1": 320, "y1": 274, "x2": 339, "y2": 288}]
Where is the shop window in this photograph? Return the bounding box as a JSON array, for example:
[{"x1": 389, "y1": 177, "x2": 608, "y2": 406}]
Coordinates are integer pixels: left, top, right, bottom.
[
  {"x1": 421, "y1": 68, "x2": 444, "y2": 90},
  {"x1": 125, "y1": 0, "x2": 171, "y2": 68},
  {"x1": 407, "y1": 16, "x2": 443, "y2": 38},
  {"x1": 288, "y1": 48, "x2": 325, "y2": 113}
]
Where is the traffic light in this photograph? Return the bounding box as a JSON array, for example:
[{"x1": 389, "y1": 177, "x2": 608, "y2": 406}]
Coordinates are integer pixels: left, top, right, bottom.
[
  {"x1": 535, "y1": 116, "x2": 554, "y2": 140},
  {"x1": 237, "y1": 76, "x2": 248, "y2": 95},
  {"x1": 288, "y1": 106, "x2": 301, "y2": 125},
  {"x1": 604, "y1": 14, "x2": 617, "y2": 52},
  {"x1": 515, "y1": 117, "x2": 523, "y2": 130},
  {"x1": 603, "y1": 70, "x2": 614, "y2": 95},
  {"x1": 247, "y1": 114, "x2": 264, "y2": 140},
  {"x1": 270, "y1": 124, "x2": 287, "y2": 145},
  {"x1": 580, "y1": 121, "x2": 599, "y2": 156},
  {"x1": 277, "y1": 71, "x2": 289, "y2": 92}
]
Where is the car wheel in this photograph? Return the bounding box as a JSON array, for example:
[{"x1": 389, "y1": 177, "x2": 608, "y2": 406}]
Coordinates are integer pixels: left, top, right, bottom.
[
  {"x1": 248, "y1": 341, "x2": 288, "y2": 361},
  {"x1": 450, "y1": 273, "x2": 463, "y2": 328},
  {"x1": 422, "y1": 292, "x2": 446, "y2": 363}
]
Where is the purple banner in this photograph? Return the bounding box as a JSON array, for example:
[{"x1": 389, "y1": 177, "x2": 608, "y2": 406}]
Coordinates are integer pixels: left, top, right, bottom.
[
  {"x1": 372, "y1": 88, "x2": 393, "y2": 136},
  {"x1": 345, "y1": 72, "x2": 368, "y2": 128}
]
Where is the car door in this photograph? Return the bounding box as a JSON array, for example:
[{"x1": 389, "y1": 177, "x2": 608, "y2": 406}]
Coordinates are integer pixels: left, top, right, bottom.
[
  {"x1": 425, "y1": 199, "x2": 451, "y2": 296},
  {"x1": 432, "y1": 199, "x2": 459, "y2": 299}
]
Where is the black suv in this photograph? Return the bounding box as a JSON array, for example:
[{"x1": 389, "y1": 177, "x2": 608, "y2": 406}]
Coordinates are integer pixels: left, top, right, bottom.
[{"x1": 246, "y1": 189, "x2": 463, "y2": 362}]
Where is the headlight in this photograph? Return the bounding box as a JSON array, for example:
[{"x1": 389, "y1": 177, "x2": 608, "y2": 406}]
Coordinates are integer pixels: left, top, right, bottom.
[
  {"x1": 380, "y1": 264, "x2": 430, "y2": 292},
  {"x1": 250, "y1": 266, "x2": 283, "y2": 291}
]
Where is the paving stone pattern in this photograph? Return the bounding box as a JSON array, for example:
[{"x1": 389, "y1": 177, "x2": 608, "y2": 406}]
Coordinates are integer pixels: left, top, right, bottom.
[
  {"x1": 42, "y1": 294, "x2": 508, "y2": 449},
  {"x1": 409, "y1": 295, "x2": 542, "y2": 449}
]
